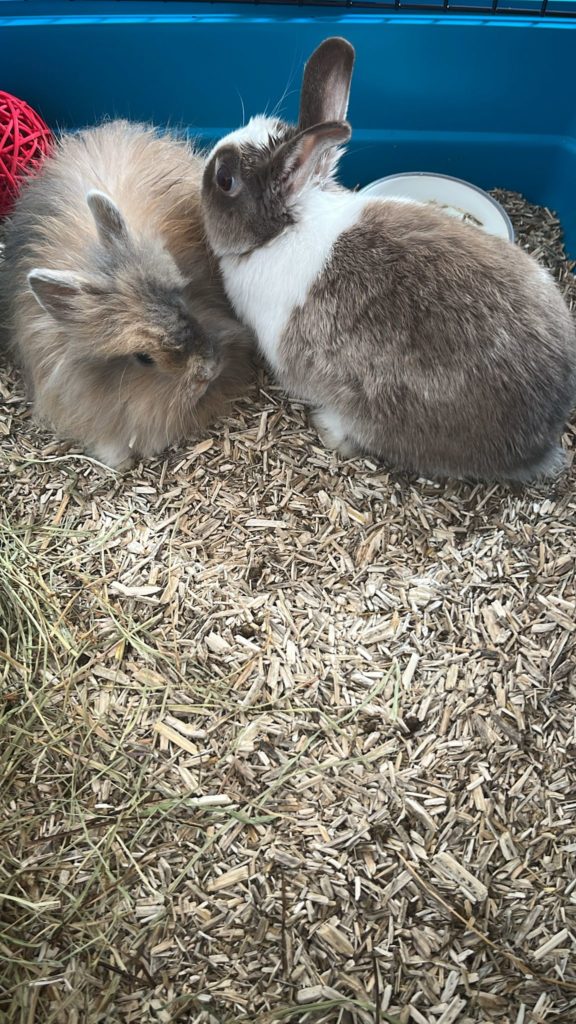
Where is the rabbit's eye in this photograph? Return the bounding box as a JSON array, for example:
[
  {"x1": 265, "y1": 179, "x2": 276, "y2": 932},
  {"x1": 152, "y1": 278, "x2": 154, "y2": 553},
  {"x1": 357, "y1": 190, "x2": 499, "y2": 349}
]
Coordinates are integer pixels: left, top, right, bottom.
[
  {"x1": 135, "y1": 352, "x2": 154, "y2": 366},
  {"x1": 216, "y1": 164, "x2": 235, "y2": 193}
]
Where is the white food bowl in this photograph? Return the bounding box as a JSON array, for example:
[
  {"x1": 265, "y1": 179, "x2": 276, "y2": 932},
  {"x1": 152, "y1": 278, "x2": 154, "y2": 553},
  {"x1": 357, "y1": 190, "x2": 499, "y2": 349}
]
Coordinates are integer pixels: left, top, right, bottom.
[{"x1": 360, "y1": 172, "x2": 515, "y2": 242}]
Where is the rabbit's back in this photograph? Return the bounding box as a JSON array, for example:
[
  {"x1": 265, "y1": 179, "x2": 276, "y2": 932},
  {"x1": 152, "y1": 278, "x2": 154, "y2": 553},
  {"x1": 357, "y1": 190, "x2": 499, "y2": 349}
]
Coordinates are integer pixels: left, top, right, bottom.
[
  {"x1": 280, "y1": 199, "x2": 576, "y2": 479},
  {"x1": 310, "y1": 199, "x2": 573, "y2": 369}
]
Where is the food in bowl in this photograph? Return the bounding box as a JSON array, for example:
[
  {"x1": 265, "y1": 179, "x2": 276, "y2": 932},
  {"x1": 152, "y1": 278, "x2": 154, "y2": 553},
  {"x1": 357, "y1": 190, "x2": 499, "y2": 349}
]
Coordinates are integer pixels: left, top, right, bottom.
[{"x1": 360, "y1": 172, "x2": 514, "y2": 241}]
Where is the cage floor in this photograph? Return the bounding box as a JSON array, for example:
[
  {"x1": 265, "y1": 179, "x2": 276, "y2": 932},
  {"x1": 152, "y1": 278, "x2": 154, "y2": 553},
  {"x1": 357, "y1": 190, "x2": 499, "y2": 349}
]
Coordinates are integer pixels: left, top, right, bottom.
[{"x1": 1, "y1": 193, "x2": 575, "y2": 1023}]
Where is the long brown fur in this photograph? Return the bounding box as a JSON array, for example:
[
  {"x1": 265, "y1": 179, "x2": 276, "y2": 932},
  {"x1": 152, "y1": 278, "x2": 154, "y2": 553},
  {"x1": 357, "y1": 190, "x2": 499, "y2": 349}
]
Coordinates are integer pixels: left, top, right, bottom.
[{"x1": 0, "y1": 120, "x2": 253, "y2": 468}]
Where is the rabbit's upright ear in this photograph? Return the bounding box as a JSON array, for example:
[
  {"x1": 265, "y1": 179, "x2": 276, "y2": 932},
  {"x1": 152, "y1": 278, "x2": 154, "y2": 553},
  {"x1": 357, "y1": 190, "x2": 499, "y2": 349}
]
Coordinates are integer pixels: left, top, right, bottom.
[
  {"x1": 299, "y1": 37, "x2": 355, "y2": 131},
  {"x1": 87, "y1": 190, "x2": 129, "y2": 247},
  {"x1": 27, "y1": 268, "x2": 87, "y2": 321},
  {"x1": 272, "y1": 120, "x2": 351, "y2": 197}
]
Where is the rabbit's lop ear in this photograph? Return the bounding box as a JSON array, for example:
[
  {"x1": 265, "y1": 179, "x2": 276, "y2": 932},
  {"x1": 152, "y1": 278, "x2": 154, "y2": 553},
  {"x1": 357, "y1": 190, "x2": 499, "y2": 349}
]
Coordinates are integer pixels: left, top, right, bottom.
[
  {"x1": 299, "y1": 37, "x2": 355, "y2": 131},
  {"x1": 275, "y1": 120, "x2": 351, "y2": 195},
  {"x1": 86, "y1": 190, "x2": 128, "y2": 247},
  {"x1": 27, "y1": 268, "x2": 87, "y2": 321}
]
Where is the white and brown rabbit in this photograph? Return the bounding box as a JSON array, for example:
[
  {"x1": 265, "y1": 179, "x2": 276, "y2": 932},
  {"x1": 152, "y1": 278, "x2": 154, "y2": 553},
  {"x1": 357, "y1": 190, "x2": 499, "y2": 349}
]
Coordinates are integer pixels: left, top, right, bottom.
[
  {"x1": 201, "y1": 37, "x2": 576, "y2": 482},
  {"x1": 1, "y1": 120, "x2": 253, "y2": 468}
]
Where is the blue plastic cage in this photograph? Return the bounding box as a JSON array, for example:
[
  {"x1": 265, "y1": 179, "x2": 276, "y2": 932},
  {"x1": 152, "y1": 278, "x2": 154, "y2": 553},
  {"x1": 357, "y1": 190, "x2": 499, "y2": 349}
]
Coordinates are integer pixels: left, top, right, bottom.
[{"x1": 1, "y1": 1, "x2": 576, "y2": 256}]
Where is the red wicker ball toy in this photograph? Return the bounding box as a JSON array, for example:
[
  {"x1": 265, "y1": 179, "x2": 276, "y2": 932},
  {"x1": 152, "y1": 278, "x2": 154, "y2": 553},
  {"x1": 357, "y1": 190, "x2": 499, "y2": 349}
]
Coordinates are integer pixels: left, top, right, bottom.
[{"x1": 0, "y1": 91, "x2": 53, "y2": 217}]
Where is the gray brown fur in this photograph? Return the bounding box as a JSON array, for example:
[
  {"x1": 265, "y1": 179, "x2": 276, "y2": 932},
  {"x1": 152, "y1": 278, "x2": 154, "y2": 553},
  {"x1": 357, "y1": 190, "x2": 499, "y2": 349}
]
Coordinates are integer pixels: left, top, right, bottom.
[
  {"x1": 282, "y1": 201, "x2": 576, "y2": 480},
  {"x1": 202, "y1": 37, "x2": 576, "y2": 482},
  {"x1": 0, "y1": 120, "x2": 253, "y2": 468}
]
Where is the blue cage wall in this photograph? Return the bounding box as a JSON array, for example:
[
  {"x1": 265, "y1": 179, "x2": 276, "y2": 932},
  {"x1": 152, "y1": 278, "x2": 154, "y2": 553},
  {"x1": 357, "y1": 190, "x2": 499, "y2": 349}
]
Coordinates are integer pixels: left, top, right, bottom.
[{"x1": 1, "y1": 1, "x2": 576, "y2": 256}]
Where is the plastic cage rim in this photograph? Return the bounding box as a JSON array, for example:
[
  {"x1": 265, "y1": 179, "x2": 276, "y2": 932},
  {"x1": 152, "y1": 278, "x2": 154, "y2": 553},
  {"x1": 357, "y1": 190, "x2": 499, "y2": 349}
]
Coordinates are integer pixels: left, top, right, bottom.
[{"x1": 77, "y1": 0, "x2": 576, "y2": 20}]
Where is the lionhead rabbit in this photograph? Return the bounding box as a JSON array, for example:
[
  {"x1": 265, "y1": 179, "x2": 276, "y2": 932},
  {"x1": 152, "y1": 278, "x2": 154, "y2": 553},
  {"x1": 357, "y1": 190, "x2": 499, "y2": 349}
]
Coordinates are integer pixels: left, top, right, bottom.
[
  {"x1": 1, "y1": 120, "x2": 253, "y2": 468},
  {"x1": 201, "y1": 37, "x2": 576, "y2": 482}
]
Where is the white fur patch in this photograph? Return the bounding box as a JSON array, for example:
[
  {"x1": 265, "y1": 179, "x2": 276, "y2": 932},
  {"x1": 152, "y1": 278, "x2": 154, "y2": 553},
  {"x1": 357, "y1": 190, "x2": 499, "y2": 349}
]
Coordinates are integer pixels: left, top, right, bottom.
[
  {"x1": 312, "y1": 406, "x2": 350, "y2": 447},
  {"x1": 312, "y1": 406, "x2": 360, "y2": 458},
  {"x1": 219, "y1": 189, "x2": 367, "y2": 371},
  {"x1": 374, "y1": 196, "x2": 420, "y2": 207},
  {"x1": 92, "y1": 442, "x2": 133, "y2": 470},
  {"x1": 215, "y1": 116, "x2": 280, "y2": 153}
]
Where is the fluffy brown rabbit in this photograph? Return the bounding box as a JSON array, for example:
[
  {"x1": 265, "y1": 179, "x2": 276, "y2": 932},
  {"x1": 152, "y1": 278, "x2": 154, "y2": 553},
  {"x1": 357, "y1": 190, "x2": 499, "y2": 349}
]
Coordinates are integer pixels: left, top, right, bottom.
[
  {"x1": 201, "y1": 38, "x2": 576, "y2": 483},
  {"x1": 0, "y1": 120, "x2": 253, "y2": 468}
]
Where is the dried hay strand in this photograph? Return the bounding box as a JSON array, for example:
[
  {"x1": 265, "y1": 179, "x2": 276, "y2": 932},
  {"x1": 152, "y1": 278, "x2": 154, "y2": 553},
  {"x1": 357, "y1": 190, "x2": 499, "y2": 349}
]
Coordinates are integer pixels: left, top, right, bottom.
[{"x1": 0, "y1": 194, "x2": 575, "y2": 1024}]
